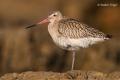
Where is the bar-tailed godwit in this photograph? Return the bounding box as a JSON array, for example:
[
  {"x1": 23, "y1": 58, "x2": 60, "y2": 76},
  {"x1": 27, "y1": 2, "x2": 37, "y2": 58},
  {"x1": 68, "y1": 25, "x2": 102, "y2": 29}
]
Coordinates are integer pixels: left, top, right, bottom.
[{"x1": 26, "y1": 11, "x2": 112, "y2": 70}]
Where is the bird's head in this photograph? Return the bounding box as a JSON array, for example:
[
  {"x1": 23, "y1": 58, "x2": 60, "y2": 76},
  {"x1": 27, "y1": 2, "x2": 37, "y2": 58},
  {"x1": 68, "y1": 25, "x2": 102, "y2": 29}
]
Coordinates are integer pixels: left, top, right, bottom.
[
  {"x1": 25, "y1": 11, "x2": 63, "y2": 29},
  {"x1": 48, "y1": 11, "x2": 63, "y2": 23}
]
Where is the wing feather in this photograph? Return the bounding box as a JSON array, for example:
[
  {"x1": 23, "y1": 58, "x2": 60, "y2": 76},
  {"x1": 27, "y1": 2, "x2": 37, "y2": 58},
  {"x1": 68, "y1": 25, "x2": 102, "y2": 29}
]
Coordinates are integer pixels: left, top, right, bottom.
[{"x1": 58, "y1": 18, "x2": 107, "y2": 39}]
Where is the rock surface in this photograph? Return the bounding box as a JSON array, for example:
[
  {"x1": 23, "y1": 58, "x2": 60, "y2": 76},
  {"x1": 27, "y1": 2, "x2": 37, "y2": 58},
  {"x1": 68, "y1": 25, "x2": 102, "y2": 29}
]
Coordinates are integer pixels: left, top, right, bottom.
[{"x1": 0, "y1": 70, "x2": 120, "y2": 80}]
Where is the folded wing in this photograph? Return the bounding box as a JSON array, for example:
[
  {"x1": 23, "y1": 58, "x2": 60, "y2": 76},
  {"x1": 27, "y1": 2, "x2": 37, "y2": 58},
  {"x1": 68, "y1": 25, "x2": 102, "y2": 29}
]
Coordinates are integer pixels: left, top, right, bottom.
[{"x1": 58, "y1": 18, "x2": 107, "y2": 39}]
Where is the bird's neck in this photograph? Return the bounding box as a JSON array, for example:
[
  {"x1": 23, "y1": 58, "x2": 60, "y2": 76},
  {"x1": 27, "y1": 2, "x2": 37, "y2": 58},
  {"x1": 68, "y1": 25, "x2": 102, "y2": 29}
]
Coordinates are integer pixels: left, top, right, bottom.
[
  {"x1": 48, "y1": 21, "x2": 59, "y2": 32},
  {"x1": 48, "y1": 21, "x2": 59, "y2": 38}
]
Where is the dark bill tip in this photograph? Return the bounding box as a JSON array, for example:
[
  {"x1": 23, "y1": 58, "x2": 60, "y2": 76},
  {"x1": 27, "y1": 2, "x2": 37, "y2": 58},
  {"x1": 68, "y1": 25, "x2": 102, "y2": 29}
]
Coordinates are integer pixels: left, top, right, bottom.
[{"x1": 25, "y1": 24, "x2": 37, "y2": 29}]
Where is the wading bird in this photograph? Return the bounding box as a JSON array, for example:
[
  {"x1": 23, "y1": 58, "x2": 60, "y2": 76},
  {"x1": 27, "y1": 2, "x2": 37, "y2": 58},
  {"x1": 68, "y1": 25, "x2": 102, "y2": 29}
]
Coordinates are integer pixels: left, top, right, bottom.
[{"x1": 26, "y1": 11, "x2": 112, "y2": 70}]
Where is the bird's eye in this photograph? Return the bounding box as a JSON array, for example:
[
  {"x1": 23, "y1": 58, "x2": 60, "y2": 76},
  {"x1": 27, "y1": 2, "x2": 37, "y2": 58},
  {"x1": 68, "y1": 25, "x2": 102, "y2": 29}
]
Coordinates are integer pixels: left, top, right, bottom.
[{"x1": 53, "y1": 14, "x2": 57, "y2": 16}]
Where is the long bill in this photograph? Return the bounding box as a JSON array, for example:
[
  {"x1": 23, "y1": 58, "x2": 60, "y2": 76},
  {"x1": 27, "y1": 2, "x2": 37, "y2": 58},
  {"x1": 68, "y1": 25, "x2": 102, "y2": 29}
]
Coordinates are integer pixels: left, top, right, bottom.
[{"x1": 25, "y1": 18, "x2": 49, "y2": 29}]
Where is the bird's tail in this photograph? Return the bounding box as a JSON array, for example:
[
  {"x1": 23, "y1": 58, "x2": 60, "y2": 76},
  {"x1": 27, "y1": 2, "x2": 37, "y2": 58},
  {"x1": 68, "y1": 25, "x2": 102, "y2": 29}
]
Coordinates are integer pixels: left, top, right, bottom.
[{"x1": 105, "y1": 34, "x2": 112, "y2": 39}]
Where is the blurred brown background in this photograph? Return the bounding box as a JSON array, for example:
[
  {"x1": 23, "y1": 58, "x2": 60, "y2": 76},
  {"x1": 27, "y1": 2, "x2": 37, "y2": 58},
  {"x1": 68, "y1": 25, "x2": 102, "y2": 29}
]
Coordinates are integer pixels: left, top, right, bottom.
[{"x1": 0, "y1": 0, "x2": 120, "y2": 75}]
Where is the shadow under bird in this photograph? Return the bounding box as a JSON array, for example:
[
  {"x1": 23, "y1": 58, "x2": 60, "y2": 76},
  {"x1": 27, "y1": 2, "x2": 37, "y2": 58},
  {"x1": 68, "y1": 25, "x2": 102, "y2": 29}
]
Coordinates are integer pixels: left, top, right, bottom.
[{"x1": 26, "y1": 11, "x2": 112, "y2": 70}]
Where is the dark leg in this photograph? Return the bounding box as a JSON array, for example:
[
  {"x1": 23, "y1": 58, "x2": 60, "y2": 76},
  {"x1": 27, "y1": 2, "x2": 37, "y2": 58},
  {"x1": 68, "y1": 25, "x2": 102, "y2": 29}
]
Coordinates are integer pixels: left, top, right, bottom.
[{"x1": 71, "y1": 51, "x2": 76, "y2": 70}]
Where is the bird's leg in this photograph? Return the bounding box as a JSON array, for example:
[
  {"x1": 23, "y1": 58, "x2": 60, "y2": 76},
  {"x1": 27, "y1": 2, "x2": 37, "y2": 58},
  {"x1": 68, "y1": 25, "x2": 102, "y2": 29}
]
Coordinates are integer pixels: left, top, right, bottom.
[{"x1": 71, "y1": 51, "x2": 76, "y2": 70}]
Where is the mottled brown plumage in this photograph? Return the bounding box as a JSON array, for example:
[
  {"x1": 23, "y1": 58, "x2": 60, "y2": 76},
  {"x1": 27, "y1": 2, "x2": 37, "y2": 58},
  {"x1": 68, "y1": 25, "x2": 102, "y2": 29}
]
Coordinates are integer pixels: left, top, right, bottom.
[{"x1": 58, "y1": 18, "x2": 108, "y2": 39}]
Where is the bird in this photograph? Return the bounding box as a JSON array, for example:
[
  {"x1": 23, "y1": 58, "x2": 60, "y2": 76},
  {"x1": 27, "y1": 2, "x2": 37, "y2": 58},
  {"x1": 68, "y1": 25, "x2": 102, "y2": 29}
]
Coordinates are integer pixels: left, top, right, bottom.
[{"x1": 26, "y1": 11, "x2": 112, "y2": 70}]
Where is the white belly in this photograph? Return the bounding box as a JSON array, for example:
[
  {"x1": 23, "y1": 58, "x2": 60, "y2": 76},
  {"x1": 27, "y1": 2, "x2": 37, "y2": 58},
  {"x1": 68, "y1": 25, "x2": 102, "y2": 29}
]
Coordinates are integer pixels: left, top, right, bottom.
[
  {"x1": 68, "y1": 38, "x2": 104, "y2": 48},
  {"x1": 52, "y1": 37, "x2": 104, "y2": 50}
]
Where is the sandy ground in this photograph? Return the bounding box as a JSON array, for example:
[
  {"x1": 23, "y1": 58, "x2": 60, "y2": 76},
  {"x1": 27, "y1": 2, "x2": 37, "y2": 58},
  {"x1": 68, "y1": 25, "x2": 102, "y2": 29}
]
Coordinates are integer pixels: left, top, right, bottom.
[{"x1": 0, "y1": 70, "x2": 120, "y2": 80}]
